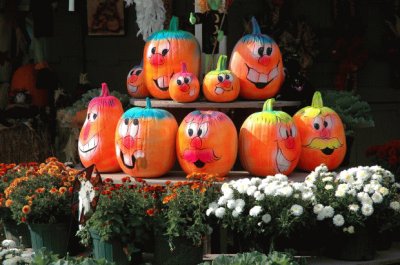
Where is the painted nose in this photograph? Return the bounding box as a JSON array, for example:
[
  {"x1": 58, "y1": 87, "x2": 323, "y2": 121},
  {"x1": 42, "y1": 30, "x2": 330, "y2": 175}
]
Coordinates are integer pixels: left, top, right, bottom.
[
  {"x1": 179, "y1": 83, "x2": 190, "y2": 92},
  {"x1": 258, "y1": 56, "x2": 269, "y2": 66},
  {"x1": 129, "y1": 75, "x2": 138, "y2": 83},
  {"x1": 123, "y1": 136, "x2": 136, "y2": 149},
  {"x1": 285, "y1": 137, "x2": 295, "y2": 149},
  {"x1": 83, "y1": 123, "x2": 90, "y2": 141},
  {"x1": 220, "y1": 80, "x2": 231, "y2": 88},
  {"x1": 320, "y1": 128, "x2": 331, "y2": 139},
  {"x1": 190, "y1": 137, "x2": 202, "y2": 149},
  {"x1": 150, "y1": 54, "x2": 165, "y2": 66}
]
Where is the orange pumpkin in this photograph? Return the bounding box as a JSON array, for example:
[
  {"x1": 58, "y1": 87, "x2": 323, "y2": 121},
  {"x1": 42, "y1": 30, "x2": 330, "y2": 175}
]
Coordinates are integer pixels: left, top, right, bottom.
[
  {"x1": 239, "y1": 98, "x2": 301, "y2": 176},
  {"x1": 169, "y1": 62, "x2": 200, "y2": 102},
  {"x1": 229, "y1": 17, "x2": 285, "y2": 100},
  {"x1": 293, "y1": 91, "x2": 347, "y2": 171},
  {"x1": 203, "y1": 55, "x2": 240, "y2": 102},
  {"x1": 115, "y1": 98, "x2": 178, "y2": 178},
  {"x1": 143, "y1": 16, "x2": 201, "y2": 99},
  {"x1": 126, "y1": 62, "x2": 149, "y2": 98},
  {"x1": 78, "y1": 83, "x2": 123, "y2": 172},
  {"x1": 176, "y1": 110, "x2": 237, "y2": 177}
]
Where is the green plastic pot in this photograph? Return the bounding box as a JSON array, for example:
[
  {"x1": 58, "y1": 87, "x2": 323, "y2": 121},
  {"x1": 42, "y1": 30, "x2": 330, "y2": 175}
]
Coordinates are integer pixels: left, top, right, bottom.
[
  {"x1": 28, "y1": 223, "x2": 69, "y2": 256},
  {"x1": 2, "y1": 219, "x2": 31, "y2": 247},
  {"x1": 90, "y1": 229, "x2": 130, "y2": 265}
]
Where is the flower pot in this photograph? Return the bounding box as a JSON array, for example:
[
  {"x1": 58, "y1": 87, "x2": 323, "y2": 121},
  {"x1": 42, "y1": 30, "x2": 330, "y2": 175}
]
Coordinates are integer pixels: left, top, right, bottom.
[
  {"x1": 153, "y1": 235, "x2": 203, "y2": 265},
  {"x1": 90, "y1": 229, "x2": 130, "y2": 265},
  {"x1": 324, "y1": 227, "x2": 375, "y2": 261},
  {"x1": 375, "y1": 230, "x2": 393, "y2": 251},
  {"x1": 28, "y1": 223, "x2": 69, "y2": 256},
  {"x1": 2, "y1": 219, "x2": 31, "y2": 247}
]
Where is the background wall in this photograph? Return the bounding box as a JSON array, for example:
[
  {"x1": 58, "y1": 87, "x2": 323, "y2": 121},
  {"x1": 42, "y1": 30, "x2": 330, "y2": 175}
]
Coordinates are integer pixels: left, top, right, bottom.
[{"x1": 46, "y1": 0, "x2": 400, "y2": 166}]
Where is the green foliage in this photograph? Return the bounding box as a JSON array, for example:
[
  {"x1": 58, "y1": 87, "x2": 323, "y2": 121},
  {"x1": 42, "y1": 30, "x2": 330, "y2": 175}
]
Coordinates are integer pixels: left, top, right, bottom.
[
  {"x1": 199, "y1": 251, "x2": 300, "y2": 265},
  {"x1": 321, "y1": 90, "x2": 374, "y2": 136},
  {"x1": 32, "y1": 248, "x2": 115, "y2": 265}
]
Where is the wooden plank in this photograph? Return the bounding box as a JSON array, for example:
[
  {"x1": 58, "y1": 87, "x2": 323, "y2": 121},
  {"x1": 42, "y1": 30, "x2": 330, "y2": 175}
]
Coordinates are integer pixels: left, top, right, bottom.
[{"x1": 129, "y1": 99, "x2": 301, "y2": 109}]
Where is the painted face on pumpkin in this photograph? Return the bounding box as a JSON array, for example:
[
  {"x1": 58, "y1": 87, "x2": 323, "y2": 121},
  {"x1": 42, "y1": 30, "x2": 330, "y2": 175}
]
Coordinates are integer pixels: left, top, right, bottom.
[
  {"x1": 176, "y1": 75, "x2": 196, "y2": 96},
  {"x1": 214, "y1": 72, "x2": 234, "y2": 95},
  {"x1": 115, "y1": 117, "x2": 144, "y2": 169},
  {"x1": 127, "y1": 66, "x2": 144, "y2": 95},
  {"x1": 146, "y1": 40, "x2": 172, "y2": 91},
  {"x1": 78, "y1": 104, "x2": 100, "y2": 159},
  {"x1": 276, "y1": 123, "x2": 298, "y2": 173}
]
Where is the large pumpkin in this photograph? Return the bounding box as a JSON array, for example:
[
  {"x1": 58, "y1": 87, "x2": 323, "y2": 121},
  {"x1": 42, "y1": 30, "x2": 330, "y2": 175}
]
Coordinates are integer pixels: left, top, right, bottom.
[
  {"x1": 203, "y1": 55, "x2": 240, "y2": 102},
  {"x1": 229, "y1": 17, "x2": 284, "y2": 100},
  {"x1": 115, "y1": 98, "x2": 178, "y2": 178},
  {"x1": 169, "y1": 62, "x2": 200, "y2": 102},
  {"x1": 126, "y1": 62, "x2": 149, "y2": 98},
  {"x1": 177, "y1": 110, "x2": 237, "y2": 177},
  {"x1": 293, "y1": 91, "x2": 347, "y2": 171},
  {"x1": 78, "y1": 83, "x2": 123, "y2": 172},
  {"x1": 239, "y1": 98, "x2": 301, "y2": 176},
  {"x1": 143, "y1": 16, "x2": 201, "y2": 99}
]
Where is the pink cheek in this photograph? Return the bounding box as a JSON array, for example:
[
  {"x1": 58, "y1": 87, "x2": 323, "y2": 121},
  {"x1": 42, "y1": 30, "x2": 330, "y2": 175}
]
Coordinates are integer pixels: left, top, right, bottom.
[{"x1": 83, "y1": 123, "x2": 91, "y2": 141}]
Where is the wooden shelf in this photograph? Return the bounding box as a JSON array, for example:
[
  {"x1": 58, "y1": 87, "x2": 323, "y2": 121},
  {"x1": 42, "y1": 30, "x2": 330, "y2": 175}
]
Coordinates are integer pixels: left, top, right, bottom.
[{"x1": 130, "y1": 99, "x2": 301, "y2": 109}]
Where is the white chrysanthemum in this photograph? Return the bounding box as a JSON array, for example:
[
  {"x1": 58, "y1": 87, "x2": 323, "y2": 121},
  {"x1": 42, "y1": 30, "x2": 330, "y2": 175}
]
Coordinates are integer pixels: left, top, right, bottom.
[
  {"x1": 232, "y1": 210, "x2": 240, "y2": 218},
  {"x1": 339, "y1": 171, "x2": 354, "y2": 183},
  {"x1": 218, "y1": 196, "x2": 228, "y2": 205},
  {"x1": 335, "y1": 189, "x2": 346, "y2": 197},
  {"x1": 333, "y1": 214, "x2": 345, "y2": 227},
  {"x1": 226, "y1": 199, "x2": 236, "y2": 209},
  {"x1": 253, "y1": 191, "x2": 264, "y2": 201},
  {"x1": 348, "y1": 204, "x2": 360, "y2": 212},
  {"x1": 317, "y1": 213, "x2": 325, "y2": 221},
  {"x1": 379, "y1": 187, "x2": 389, "y2": 196},
  {"x1": 347, "y1": 188, "x2": 357, "y2": 196},
  {"x1": 208, "y1": 202, "x2": 218, "y2": 210},
  {"x1": 372, "y1": 174, "x2": 383, "y2": 182},
  {"x1": 246, "y1": 185, "x2": 257, "y2": 196},
  {"x1": 236, "y1": 182, "x2": 249, "y2": 194},
  {"x1": 361, "y1": 204, "x2": 374, "y2": 216},
  {"x1": 292, "y1": 182, "x2": 303, "y2": 191},
  {"x1": 305, "y1": 172, "x2": 317, "y2": 184},
  {"x1": 206, "y1": 208, "x2": 214, "y2": 216},
  {"x1": 235, "y1": 206, "x2": 244, "y2": 214},
  {"x1": 337, "y1": 183, "x2": 349, "y2": 191},
  {"x1": 250, "y1": 177, "x2": 261, "y2": 185},
  {"x1": 313, "y1": 204, "x2": 324, "y2": 214},
  {"x1": 235, "y1": 199, "x2": 245, "y2": 208},
  {"x1": 357, "y1": 192, "x2": 373, "y2": 205},
  {"x1": 249, "y1": 206, "x2": 263, "y2": 217},
  {"x1": 275, "y1": 174, "x2": 288, "y2": 182},
  {"x1": 215, "y1": 207, "x2": 226, "y2": 218},
  {"x1": 325, "y1": 184, "x2": 334, "y2": 190},
  {"x1": 322, "y1": 176, "x2": 333, "y2": 182},
  {"x1": 302, "y1": 191, "x2": 314, "y2": 201},
  {"x1": 372, "y1": 192, "x2": 383, "y2": 204},
  {"x1": 278, "y1": 186, "x2": 294, "y2": 197},
  {"x1": 323, "y1": 206, "x2": 335, "y2": 218},
  {"x1": 290, "y1": 204, "x2": 304, "y2": 216},
  {"x1": 343, "y1": 226, "x2": 355, "y2": 234},
  {"x1": 363, "y1": 184, "x2": 375, "y2": 194},
  {"x1": 395, "y1": 183, "x2": 400, "y2": 188},
  {"x1": 390, "y1": 201, "x2": 400, "y2": 211},
  {"x1": 264, "y1": 185, "x2": 277, "y2": 196},
  {"x1": 262, "y1": 213, "x2": 272, "y2": 224}
]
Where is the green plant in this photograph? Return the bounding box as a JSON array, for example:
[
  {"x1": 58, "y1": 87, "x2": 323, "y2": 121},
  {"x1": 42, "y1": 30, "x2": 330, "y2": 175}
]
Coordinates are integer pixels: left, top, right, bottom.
[
  {"x1": 31, "y1": 248, "x2": 115, "y2": 265},
  {"x1": 321, "y1": 90, "x2": 374, "y2": 137},
  {"x1": 199, "y1": 251, "x2": 301, "y2": 265}
]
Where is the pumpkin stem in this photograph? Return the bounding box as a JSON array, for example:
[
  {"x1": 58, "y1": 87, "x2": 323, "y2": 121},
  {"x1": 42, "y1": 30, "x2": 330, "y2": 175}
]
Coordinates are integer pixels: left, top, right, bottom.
[
  {"x1": 311, "y1": 91, "x2": 324, "y2": 108},
  {"x1": 251, "y1": 17, "x2": 261, "y2": 35},
  {"x1": 216, "y1": 55, "x2": 227, "y2": 71},
  {"x1": 169, "y1": 16, "x2": 179, "y2": 31},
  {"x1": 181, "y1": 62, "x2": 188, "y2": 73},
  {"x1": 146, "y1": 97, "x2": 152, "y2": 108},
  {"x1": 101, "y1": 83, "x2": 110, "y2": 97},
  {"x1": 262, "y1": 98, "x2": 275, "y2": 111}
]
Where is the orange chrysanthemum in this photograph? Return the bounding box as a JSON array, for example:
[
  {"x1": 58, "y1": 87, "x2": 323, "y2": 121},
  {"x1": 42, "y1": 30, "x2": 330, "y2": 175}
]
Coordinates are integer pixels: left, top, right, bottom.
[
  {"x1": 22, "y1": 205, "x2": 31, "y2": 214},
  {"x1": 5, "y1": 199, "x2": 13, "y2": 207},
  {"x1": 49, "y1": 187, "x2": 58, "y2": 194},
  {"x1": 59, "y1": 187, "x2": 67, "y2": 194}
]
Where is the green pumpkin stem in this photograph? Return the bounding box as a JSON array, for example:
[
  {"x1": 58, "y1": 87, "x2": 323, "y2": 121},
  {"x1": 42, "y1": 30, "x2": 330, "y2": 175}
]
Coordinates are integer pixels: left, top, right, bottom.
[
  {"x1": 216, "y1": 55, "x2": 227, "y2": 71},
  {"x1": 101, "y1": 83, "x2": 110, "y2": 97},
  {"x1": 181, "y1": 62, "x2": 188, "y2": 73},
  {"x1": 263, "y1": 98, "x2": 275, "y2": 111},
  {"x1": 169, "y1": 16, "x2": 179, "y2": 31},
  {"x1": 311, "y1": 91, "x2": 324, "y2": 108},
  {"x1": 146, "y1": 97, "x2": 152, "y2": 109},
  {"x1": 251, "y1": 17, "x2": 261, "y2": 35}
]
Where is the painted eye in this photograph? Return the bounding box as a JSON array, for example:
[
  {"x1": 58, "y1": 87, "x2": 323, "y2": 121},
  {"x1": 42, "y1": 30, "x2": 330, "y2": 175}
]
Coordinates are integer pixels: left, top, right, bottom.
[
  {"x1": 151, "y1": 47, "x2": 156, "y2": 54},
  {"x1": 187, "y1": 123, "x2": 198, "y2": 138},
  {"x1": 217, "y1": 74, "x2": 225, "y2": 82},
  {"x1": 135, "y1": 69, "x2": 142, "y2": 75},
  {"x1": 198, "y1": 123, "x2": 208, "y2": 138},
  {"x1": 258, "y1": 46, "x2": 264, "y2": 56},
  {"x1": 225, "y1": 74, "x2": 232, "y2": 80},
  {"x1": 161, "y1": 48, "x2": 169, "y2": 56},
  {"x1": 252, "y1": 43, "x2": 264, "y2": 58},
  {"x1": 290, "y1": 125, "x2": 297, "y2": 137},
  {"x1": 129, "y1": 119, "x2": 139, "y2": 137},
  {"x1": 158, "y1": 41, "x2": 170, "y2": 56},
  {"x1": 184, "y1": 76, "x2": 192, "y2": 84},
  {"x1": 313, "y1": 117, "x2": 323, "y2": 130},
  {"x1": 324, "y1": 116, "x2": 333, "y2": 129},
  {"x1": 279, "y1": 126, "x2": 288, "y2": 139},
  {"x1": 87, "y1": 113, "x2": 91, "y2": 120},
  {"x1": 177, "y1": 76, "x2": 184, "y2": 85},
  {"x1": 265, "y1": 46, "x2": 272, "y2": 56},
  {"x1": 128, "y1": 70, "x2": 134, "y2": 76},
  {"x1": 119, "y1": 119, "x2": 129, "y2": 136},
  {"x1": 92, "y1": 113, "x2": 98, "y2": 120}
]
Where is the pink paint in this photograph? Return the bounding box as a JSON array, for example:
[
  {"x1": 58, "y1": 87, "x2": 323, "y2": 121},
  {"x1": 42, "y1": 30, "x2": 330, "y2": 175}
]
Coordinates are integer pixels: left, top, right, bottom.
[
  {"x1": 122, "y1": 135, "x2": 136, "y2": 149},
  {"x1": 83, "y1": 123, "x2": 90, "y2": 141},
  {"x1": 190, "y1": 137, "x2": 202, "y2": 149},
  {"x1": 258, "y1": 56, "x2": 269, "y2": 66},
  {"x1": 220, "y1": 80, "x2": 231, "y2": 88},
  {"x1": 320, "y1": 128, "x2": 331, "y2": 139},
  {"x1": 182, "y1": 148, "x2": 217, "y2": 163},
  {"x1": 179, "y1": 83, "x2": 190, "y2": 92},
  {"x1": 285, "y1": 137, "x2": 295, "y2": 149},
  {"x1": 150, "y1": 54, "x2": 165, "y2": 65}
]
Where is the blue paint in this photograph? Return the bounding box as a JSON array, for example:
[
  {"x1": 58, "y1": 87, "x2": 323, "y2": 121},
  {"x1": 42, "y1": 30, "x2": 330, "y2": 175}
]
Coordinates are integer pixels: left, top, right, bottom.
[
  {"x1": 147, "y1": 30, "x2": 195, "y2": 41},
  {"x1": 122, "y1": 106, "x2": 173, "y2": 120}
]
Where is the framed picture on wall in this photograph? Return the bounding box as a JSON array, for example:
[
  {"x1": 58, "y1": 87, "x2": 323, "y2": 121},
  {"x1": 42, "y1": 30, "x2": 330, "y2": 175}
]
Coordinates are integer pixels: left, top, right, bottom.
[{"x1": 87, "y1": 0, "x2": 125, "y2": 36}]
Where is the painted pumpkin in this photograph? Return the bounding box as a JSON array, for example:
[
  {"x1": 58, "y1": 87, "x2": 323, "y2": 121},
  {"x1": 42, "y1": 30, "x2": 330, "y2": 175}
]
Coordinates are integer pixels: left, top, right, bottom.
[
  {"x1": 177, "y1": 110, "x2": 237, "y2": 177},
  {"x1": 78, "y1": 83, "x2": 123, "y2": 172},
  {"x1": 143, "y1": 16, "x2": 201, "y2": 99},
  {"x1": 169, "y1": 62, "x2": 200, "y2": 102},
  {"x1": 115, "y1": 98, "x2": 178, "y2": 178},
  {"x1": 126, "y1": 62, "x2": 149, "y2": 98},
  {"x1": 239, "y1": 98, "x2": 301, "y2": 176},
  {"x1": 229, "y1": 17, "x2": 285, "y2": 100},
  {"x1": 293, "y1": 91, "x2": 347, "y2": 171},
  {"x1": 203, "y1": 55, "x2": 240, "y2": 102}
]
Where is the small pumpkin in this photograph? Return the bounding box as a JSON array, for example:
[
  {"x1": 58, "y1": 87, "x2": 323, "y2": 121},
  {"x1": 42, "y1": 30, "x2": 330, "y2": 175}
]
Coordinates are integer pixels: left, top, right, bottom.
[
  {"x1": 78, "y1": 83, "x2": 123, "y2": 172},
  {"x1": 169, "y1": 62, "x2": 200, "y2": 102},
  {"x1": 143, "y1": 16, "x2": 201, "y2": 99},
  {"x1": 239, "y1": 98, "x2": 301, "y2": 176},
  {"x1": 176, "y1": 110, "x2": 238, "y2": 177},
  {"x1": 229, "y1": 17, "x2": 285, "y2": 100},
  {"x1": 115, "y1": 98, "x2": 178, "y2": 178},
  {"x1": 293, "y1": 91, "x2": 347, "y2": 171},
  {"x1": 203, "y1": 55, "x2": 240, "y2": 102},
  {"x1": 126, "y1": 62, "x2": 149, "y2": 98}
]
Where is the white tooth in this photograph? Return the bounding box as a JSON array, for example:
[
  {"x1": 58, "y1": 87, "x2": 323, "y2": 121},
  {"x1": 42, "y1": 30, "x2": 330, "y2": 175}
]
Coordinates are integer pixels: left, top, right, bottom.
[
  {"x1": 84, "y1": 142, "x2": 89, "y2": 152},
  {"x1": 247, "y1": 68, "x2": 259, "y2": 82},
  {"x1": 89, "y1": 138, "x2": 95, "y2": 149},
  {"x1": 189, "y1": 88, "x2": 195, "y2": 96},
  {"x1": 116, "y1": 145, "x2": 120, "y2": 157},
  {"x1": 277, "y1": 149, "x2": 290, "y2": 173},
  {"x1": 269, "y1": 68, "x2": 279, "y2": 80},
  {"x1": 134, "y1": 150, "x2": 144, "y2": 158},
  {"x1": 123, "y1": 153, "x2": 133, "y2": 166},
  {"x1": 128, "y1": 85, "x2": 138, "y2": 93},
  {"x1": 259, "y1": 73, "x2": 268, "y2": 83},
  {"x1": 215, "y1": 87, "x2": 224, "y2": 95}
]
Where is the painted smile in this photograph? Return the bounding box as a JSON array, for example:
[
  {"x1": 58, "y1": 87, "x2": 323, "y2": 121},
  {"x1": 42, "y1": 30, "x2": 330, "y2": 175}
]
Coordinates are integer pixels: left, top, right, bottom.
[
  {"x1": 128, "y1": 84, "x2": 138, "y2": 93},
  {"x1": 215, "y1": 86, "x2": 233, "y2": 95},
  {"x1": 116, "y1": 145, "x2": 144, "y2": 169},
  {"x1": 78, "y1": 135, "x2": 99, "y2": 157},
  {"x1": 153, "y1": 73, "x2": 174, "y2": 91},
  {"x1": 305, "y1": 137, "x2": 342, "y2": 156},
  {"x1": 276, "y1": 148, "x2": 291, "y2": 173},
  {"x1": 245, "y1": 62, "x2": 280, "y2": 89}
]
